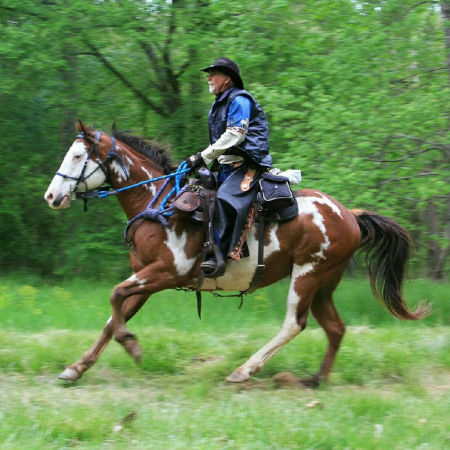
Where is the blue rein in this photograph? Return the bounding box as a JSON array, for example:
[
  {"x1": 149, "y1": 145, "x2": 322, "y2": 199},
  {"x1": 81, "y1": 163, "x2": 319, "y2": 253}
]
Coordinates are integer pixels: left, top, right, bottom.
[
  {"x1": 84, "y1": 140, "x2": 191, "y2": 227},
  {"x1": 123, "y1": 161, "x2": 190, "y2": 231},
  {"x1": 96, "y1": 161, "x2": 190, "y2": 199}
]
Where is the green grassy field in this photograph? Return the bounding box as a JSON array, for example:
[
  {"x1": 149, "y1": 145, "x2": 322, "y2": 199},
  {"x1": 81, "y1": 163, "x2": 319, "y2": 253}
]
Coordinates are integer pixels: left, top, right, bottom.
[{"x1": 0, "y1": 276, "x2": 448, "y2": 449}]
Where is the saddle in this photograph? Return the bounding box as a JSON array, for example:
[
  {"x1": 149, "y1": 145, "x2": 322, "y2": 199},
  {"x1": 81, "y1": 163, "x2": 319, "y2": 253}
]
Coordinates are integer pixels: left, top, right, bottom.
[
  {"x1": 173, "y1": 167, "x2": 298, "y2": 224},
  {"x1": 172, "y1": 167, "x2": 298, "y2": 272},
  {"x1": 172, "y1": 167, "x2": 215, "y2": 223},
  {"x1": 172, "y1": 166, "x2": 299, "y2": 318}
]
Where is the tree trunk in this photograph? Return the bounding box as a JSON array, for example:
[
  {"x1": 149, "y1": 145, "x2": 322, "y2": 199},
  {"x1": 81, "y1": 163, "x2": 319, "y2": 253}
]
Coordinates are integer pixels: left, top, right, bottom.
[
  {"x1": 441, "y1": 0, "x2": 450, "y2": 82},
  {"x1": 425, "y1": 198, "x2": 449, "y2": 280}
]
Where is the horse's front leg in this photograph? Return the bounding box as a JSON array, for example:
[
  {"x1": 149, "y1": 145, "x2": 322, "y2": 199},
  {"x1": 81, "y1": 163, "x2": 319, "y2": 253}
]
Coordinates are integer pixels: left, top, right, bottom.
[
  {"x1": 59, "y1": 293, "x2": 149, "y2": 381},
  {"x1": 110, "y1": 265, "x2": 175, "y2": 362}
]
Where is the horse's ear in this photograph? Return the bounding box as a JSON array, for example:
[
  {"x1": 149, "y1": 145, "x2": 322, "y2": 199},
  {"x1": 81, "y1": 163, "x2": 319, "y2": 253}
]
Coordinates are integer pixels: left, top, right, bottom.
[
  {"x1": 76, "y1": 119, "x2": 85, "y2": 133},
  {"x1": 111, "y1": 121, "x2": 117, "y2": 136}
]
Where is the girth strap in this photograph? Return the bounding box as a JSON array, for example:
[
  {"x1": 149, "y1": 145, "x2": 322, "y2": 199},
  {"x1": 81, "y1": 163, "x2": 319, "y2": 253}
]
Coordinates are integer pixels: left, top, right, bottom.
[{"x1": 196, "y1": 291, "x2": 202, "y2": 320}]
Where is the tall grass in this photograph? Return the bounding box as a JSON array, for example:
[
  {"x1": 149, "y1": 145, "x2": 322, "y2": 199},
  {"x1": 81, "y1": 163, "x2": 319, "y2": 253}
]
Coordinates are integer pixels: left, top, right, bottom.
[
  {"x1": 0, "y1": 275, "x2": 447, "y2": 332},
  {"x1": 0, "y1": 275, "x2": 448, "y2": 448}
]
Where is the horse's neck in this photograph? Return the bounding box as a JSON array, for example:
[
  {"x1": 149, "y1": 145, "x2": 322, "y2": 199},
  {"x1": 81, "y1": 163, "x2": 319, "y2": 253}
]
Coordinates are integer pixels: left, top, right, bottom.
[{"x1": 107, "y1": 144, "x2": 171, "y2": 220}]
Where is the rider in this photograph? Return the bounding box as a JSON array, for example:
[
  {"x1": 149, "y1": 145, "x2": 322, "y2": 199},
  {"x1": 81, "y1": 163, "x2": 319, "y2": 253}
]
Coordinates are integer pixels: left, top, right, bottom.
[{"x1": 186, "y1": 57, "x2": 272, "y2": 275}]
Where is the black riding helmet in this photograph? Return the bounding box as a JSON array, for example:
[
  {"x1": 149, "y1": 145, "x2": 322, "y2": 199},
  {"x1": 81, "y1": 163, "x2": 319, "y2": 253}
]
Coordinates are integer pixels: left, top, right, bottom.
[{"x1": 201, "y1": 57, "x2": 244, "y2": 89}]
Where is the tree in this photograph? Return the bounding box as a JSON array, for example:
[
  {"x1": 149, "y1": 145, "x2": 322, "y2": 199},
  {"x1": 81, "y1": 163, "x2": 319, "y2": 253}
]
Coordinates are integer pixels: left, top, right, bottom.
[{"x1": 0, "y1": 0, "x2": 447, "y2": 278}]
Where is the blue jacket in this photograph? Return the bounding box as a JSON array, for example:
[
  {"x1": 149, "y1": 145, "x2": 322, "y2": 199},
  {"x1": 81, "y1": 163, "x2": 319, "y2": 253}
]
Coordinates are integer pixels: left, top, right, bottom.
[{"x1": 208, "y1": 87, "x2": 272, "y2": 168}]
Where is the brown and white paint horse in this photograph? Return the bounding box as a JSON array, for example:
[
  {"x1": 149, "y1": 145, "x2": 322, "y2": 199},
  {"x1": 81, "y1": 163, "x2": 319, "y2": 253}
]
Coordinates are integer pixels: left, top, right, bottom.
[{"x1": 44, "y1": 121, "x2": 429, "y2": 386}]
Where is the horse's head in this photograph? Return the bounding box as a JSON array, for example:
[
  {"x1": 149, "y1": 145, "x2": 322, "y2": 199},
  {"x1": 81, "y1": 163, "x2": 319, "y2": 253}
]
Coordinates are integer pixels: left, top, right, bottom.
[{"x1": 45, "y1": 120, "x2": 111, "y2": 209}]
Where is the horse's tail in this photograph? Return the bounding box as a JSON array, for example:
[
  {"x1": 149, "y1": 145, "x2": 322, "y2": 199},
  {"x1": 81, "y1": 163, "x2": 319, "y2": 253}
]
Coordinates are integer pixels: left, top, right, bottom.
[{"x1": 351, "y1": 209, "x2": 431, "y2": 320}]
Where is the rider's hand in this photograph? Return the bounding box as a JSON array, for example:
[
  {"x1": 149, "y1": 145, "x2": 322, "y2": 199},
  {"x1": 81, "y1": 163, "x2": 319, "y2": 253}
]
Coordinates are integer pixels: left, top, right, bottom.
[{"x1": 186, "y1": 152, "x2": 204, "y2": 169}]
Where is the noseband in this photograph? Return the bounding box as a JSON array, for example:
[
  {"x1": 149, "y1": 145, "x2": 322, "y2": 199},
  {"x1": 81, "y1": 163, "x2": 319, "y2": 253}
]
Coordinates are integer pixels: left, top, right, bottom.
[{"x1": 55, "y1": 130, "x2": 129, "y2": 195}]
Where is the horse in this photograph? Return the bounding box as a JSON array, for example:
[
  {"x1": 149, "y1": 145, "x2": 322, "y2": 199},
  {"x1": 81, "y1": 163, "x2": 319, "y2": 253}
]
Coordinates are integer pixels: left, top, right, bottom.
[{"x1": 44, "y1": 120, "x2": 429, "y2": 386}]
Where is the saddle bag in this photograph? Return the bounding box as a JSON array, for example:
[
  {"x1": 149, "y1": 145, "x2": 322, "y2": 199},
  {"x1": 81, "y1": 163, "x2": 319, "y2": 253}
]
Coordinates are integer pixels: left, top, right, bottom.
[{"x1": 257, "y1": 172, "x2": 294, "y2": 212}]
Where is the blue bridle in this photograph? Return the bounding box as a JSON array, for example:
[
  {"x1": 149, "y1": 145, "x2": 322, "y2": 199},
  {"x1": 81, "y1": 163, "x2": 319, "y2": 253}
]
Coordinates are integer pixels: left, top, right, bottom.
[
  {"x1": 56, "y1": 129, "x2": 192, "y2": 222},
  {"x1": 55, "y1": 130, "x2": 129, "y2": 195}
]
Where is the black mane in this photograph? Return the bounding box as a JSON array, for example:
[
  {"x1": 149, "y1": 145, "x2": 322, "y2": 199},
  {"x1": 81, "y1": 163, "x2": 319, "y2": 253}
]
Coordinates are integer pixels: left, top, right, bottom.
[{"x1": 112, "y1": 130, "x2": 174, "y2": 174}]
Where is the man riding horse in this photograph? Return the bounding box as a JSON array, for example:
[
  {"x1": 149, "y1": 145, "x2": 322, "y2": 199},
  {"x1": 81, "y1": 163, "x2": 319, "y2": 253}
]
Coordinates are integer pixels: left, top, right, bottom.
[{"x1": 186, "y1": 57, "x2": 272, "y2": 276}]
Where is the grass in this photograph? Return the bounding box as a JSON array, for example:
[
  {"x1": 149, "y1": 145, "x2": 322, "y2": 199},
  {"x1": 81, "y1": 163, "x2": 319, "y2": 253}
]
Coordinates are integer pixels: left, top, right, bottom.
[{"x1": 0, "y1": 275, "x2": 448, "y2": 449}]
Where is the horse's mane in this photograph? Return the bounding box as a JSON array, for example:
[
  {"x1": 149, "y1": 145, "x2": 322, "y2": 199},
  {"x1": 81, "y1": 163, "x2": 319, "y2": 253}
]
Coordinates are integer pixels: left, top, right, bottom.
[{"x1": 112, "y1": 129, "x2": 174, "y2": 174}]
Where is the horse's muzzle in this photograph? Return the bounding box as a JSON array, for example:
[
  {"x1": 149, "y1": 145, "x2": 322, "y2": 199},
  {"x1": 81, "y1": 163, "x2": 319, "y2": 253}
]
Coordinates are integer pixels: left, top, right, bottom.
[{"x1": 45, "y1": 191, "x2": 71, "y2": 209}]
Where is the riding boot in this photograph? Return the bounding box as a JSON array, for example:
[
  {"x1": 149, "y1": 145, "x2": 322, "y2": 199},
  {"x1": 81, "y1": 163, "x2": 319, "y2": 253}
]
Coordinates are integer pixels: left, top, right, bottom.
[{"x1": 200, "y1": 191, "x2": 225, "y2": 278}]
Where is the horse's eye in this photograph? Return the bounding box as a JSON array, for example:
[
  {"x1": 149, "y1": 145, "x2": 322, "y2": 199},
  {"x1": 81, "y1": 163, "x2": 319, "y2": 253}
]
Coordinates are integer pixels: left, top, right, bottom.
[{"x1": 74, "y1": 154, "x2": 82, "y2": 159}]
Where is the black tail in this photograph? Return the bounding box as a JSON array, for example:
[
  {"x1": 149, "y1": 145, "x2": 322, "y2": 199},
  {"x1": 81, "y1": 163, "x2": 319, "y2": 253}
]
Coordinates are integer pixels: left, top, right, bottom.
[{"x1": 352, "y1": 210, "x2": 430, "y2": 320}]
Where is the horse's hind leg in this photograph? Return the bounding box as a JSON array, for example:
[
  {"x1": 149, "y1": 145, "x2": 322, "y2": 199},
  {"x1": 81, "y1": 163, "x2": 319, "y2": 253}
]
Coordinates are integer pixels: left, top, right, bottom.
[
  {"x1": 226, "y1": 266, "x2": 317, "y2": 383},
  {"x1": 59, "y1": 293, "x2": 149, "y2": 381},
  {"x1": 300, "y1": 282, "x2": 346, "y2": 388}
]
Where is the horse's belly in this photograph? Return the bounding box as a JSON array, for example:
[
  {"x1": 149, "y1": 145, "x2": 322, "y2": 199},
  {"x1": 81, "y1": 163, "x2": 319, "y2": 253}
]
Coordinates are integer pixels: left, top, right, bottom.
[
  {"x1": 207, "y1": 256, "x2": 258, "y2": 291},
  {"x1": 198, "y1": 222, "x2": 281, "y2": 292}
]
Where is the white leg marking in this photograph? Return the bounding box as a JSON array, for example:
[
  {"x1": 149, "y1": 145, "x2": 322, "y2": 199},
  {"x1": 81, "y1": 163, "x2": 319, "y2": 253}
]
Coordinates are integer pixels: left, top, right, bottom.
[
  {"x1": 165, "y1": 229, "x2": 196, "y2": 276},
  {"x1": 127, "y1": 274, "x2": 147, "y2": 287},
  {"x1": 235, "y1": 264, "x2": 306, "y2": 377}
]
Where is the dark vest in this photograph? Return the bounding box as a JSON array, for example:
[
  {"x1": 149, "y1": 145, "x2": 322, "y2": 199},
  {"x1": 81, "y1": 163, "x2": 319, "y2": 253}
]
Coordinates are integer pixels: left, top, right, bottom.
[{"x1": 208, "y1": 88, "x2": 272, "y2": 168}]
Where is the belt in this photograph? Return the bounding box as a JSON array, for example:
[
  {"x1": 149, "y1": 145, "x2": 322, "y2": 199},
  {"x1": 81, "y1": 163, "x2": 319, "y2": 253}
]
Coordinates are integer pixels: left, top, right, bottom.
[{"x1": 219, "y1": 161, "x2": 244, "y2": 170}]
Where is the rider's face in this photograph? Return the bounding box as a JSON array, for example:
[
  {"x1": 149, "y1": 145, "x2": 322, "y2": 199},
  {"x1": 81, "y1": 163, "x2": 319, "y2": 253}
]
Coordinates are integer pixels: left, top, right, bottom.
[{"x1": 207, "y1": 70, "x2": 232, "y2": 95}]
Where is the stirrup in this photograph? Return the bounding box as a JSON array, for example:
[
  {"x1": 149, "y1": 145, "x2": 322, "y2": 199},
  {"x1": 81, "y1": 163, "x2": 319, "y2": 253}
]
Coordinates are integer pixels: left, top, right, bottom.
[
  {"x1": 200, "y1": 248, "x2": 226, "y2": 279},
  {"x1": 200, "y1": 259, "x2": 218, "y2": 273}
]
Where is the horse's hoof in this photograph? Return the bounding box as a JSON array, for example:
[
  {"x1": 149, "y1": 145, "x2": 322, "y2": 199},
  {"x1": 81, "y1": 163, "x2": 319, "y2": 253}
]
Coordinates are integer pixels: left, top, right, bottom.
[
  {"x1": 273, "y1": 371, "x2": 302, "y2": 388},
  {"x1": 58, "y1": 367, "x2": 82, "y2": 381},
  {"x1": 123, "y1": 339, "x2": 142, "y2": 363},
  {"x1": 226, "y1": 370, "x2": 250, "y2": 383},
  {"x1": 299, "y1": 376, "x2": 320, "y2": 388}
]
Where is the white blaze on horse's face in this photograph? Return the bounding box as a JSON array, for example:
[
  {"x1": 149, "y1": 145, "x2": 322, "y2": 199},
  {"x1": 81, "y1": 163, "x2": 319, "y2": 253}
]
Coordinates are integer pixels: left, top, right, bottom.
[{"x1": 44, "y1": 139, "x2": 106, "y2": 209}]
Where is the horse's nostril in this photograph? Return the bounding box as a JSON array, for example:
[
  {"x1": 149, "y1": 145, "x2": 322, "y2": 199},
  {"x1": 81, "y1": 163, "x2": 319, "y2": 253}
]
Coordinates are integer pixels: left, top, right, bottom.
[{"x1": 46, "y1": 192, "x2": 54, "y2": 202}]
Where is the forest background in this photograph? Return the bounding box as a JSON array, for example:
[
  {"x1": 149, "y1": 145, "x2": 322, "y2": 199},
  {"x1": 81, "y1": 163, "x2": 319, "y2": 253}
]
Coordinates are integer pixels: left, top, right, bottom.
[{"x1": 0, "y1": 0, "x2": 448, "y2": 281}]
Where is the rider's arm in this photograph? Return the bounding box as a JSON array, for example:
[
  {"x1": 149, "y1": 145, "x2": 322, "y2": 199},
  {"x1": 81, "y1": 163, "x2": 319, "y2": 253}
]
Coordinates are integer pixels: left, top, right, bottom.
[{"x1": 201, "y1": 96, "x2": 251, "y2": 165}]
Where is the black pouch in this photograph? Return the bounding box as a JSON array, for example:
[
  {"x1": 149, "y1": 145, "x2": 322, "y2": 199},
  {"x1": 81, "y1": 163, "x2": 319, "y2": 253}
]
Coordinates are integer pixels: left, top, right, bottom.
[{"x1": 257, "y1": 172, "x2": 294, "y2": 211}]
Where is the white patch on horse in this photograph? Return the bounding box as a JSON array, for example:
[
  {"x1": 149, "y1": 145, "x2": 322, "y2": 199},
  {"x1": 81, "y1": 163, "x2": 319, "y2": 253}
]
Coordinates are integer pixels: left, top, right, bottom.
[
  {"x1": 203, "y1": 223, "x2": 281, "y2": 292},
  {"x1": 110, "y1": 160, "x2": 128, "y2": 183},
  {"x1": 70, "y1": 140, "x2": 88, "y2": 157},
  {"x1": 233, "y1": 268, "x2": 303, "y2": 378},
  {"x1": 59, "y1": 141, "x2": 89, "y2": 177},
  {"x1": 297, "y1": 195, "x2": 335, "y2": 261},
  {"x1": 295, "y1": 262, "x2": 315, "y2": 277},
  {"x1": 313, "y1": 192, "x2": 343, "y2": 219},
  {"x1": 141, "y1": 168, "x2": 157, "y2": 196},
  {"x1": 265, "y1": 223, "x2": 281, "y2": 258},
  {"x1": 165, "y1": 229, "x2": 196, "y2": 276},
  {"x1": 45, "y1": 140, "x2": 106, "y2": 207},
  {"x1": 127, "y1": 274, "x2": 147, "y2": 287},
  {"x1": 124, "y1": 154, "x2": 133, "y2": 167}
]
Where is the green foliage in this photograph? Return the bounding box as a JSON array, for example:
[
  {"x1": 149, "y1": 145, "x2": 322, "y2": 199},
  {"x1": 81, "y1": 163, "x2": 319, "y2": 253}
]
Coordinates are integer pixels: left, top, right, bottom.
[{"x1": 0, "y1": 0, "x2": 448, "y2": 278}]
